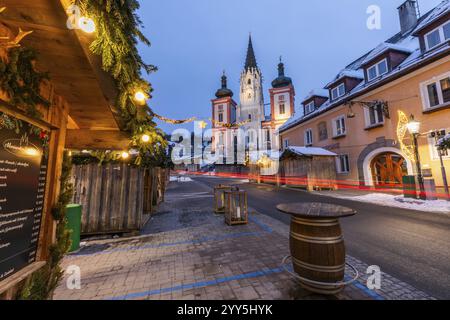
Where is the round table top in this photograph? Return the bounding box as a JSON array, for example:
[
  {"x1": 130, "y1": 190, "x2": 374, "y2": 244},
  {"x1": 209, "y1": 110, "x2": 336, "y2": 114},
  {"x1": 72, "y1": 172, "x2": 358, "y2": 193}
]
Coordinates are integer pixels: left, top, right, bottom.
[{"x1": 276, "y1": 202, "x2": 356, "y2": 219}]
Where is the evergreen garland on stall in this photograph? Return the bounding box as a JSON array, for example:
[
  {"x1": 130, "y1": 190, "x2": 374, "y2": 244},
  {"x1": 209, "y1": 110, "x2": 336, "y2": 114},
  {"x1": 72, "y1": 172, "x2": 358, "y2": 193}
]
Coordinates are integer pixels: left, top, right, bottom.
[
  {"x1": 75, "y1": 0, "x2": 167, "y2": 166},
  {"x1": 0, "y1": 47, "x2": 50, "y2": 118},
  {"x1": 19, "y1": 151, "x2": 74, "y2": 300}
]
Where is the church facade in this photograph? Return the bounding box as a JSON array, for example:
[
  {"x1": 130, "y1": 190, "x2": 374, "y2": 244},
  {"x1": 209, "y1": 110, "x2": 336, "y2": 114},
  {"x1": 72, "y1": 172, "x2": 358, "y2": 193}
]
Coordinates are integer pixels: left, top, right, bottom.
[{"x1": 211, "y1": 36, "x2": 296, "y2": 166}]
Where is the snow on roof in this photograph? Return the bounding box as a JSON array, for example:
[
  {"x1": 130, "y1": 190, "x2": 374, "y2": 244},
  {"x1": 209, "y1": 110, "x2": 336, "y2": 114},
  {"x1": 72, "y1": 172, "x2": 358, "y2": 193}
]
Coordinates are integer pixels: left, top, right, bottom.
[
  {"x1": 279, "y1": 1, "x2": 450, "y2": 134},
  {"x1": 361, "y1": 42, "x2": 415, "y2": 66},
  {"x1": 248, "y1": 150, "x2": 281, "y2": 162},
  {"x1": 302, "y1": 89, "x2": 329, "y2": 102},
  {"x1": 325, "y1": 69, "x2": 364, "y2": 88},
  {"x1": 285, "y1": 146, "x2": 337, "y2": 157},
  {"x1": 413, "y1": 0, "x2": 450, "y2": 34}
]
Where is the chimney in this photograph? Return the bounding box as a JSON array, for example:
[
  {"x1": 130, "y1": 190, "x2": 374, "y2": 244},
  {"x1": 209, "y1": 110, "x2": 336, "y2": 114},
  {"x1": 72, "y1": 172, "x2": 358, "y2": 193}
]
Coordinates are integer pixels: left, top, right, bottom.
[{"x1": 398, "y1": 0, "x2": 419, "y2": 34}]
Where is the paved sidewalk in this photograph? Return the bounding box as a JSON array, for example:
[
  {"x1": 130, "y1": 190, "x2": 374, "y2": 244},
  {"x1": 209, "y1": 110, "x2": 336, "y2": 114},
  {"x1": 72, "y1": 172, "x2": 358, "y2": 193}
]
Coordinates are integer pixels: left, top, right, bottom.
[{"x1": 53, "y1": 179, "x2": 435, "y2": 300}]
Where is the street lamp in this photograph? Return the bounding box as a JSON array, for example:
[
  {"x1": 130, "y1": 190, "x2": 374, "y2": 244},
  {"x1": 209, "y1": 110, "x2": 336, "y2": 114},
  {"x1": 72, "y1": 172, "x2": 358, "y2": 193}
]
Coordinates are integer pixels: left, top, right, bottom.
[
  {"x1": 407, "y1": 115, "x2": 426, "y2": 200},
  {"x1": 431, "y1": 130, "x2": 450, "y2": 201}
]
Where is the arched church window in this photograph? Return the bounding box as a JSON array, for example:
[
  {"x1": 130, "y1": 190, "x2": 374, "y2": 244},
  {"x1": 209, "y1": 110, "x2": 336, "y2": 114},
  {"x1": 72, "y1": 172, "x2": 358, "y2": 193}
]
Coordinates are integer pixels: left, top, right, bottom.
[{"x1": 247, "y1": 79, "x2": 251, "y2": 85}]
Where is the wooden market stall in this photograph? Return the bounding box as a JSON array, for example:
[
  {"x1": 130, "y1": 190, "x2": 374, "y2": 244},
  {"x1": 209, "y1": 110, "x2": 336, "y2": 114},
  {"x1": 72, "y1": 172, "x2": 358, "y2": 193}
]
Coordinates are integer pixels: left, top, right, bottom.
[
  {"x1": 280, "y1": 146, "x2": 338, "y2": 191},
  {"x1": 0, "y1": 0, "x2": 149, "y2": 299},
  {"x1": 71, "y1": 164, "x2": 168, "y2": 235}
]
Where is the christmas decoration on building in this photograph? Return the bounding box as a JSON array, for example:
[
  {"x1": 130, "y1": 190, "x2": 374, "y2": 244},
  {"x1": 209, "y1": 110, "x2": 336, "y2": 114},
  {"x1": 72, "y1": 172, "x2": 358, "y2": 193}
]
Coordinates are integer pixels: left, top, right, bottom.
[{"x1": 397, "y1": 110, "x2": 416, "y2": 161}]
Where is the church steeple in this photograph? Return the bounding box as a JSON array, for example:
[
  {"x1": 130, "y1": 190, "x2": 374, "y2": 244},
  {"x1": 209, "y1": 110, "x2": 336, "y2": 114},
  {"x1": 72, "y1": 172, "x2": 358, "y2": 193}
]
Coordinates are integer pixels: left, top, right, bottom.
[
  {"x1": 215, "y1": 71, "x2": 233, "y2": 98},
  {"x1": 244, "y1": 34, "x2": 257, "y2": 71},
  {"x1": 271, "y1": 56, "x2": 292, "y2": 88}
]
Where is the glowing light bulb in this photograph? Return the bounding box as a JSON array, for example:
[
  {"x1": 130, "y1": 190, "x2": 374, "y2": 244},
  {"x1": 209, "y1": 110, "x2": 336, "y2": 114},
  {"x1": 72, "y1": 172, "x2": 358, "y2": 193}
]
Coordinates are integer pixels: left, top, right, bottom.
[
  {"x1": 134, "y1": 91, "x2": 147, "y2": 104},
  {"x1": 78, "y1": 17, "x2": 96, "y2": 34},
  {"x1": 141, "y1": 134, "x2": 150, "y2": 143},
  {"x1": 121, "y1": 151, "x2": 129, "y2": 159},
  {"x1": 24, "y1": 147, "x2": 39, "y2": 156}
]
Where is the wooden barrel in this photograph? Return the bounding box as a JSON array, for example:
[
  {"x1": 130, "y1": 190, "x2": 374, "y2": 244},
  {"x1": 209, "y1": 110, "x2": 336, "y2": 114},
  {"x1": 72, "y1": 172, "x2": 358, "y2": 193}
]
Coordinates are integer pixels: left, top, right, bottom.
[
  {"x1": 277, "y1": 202, "x2": 356, "y2": 295},
  {"x1": 290, "y1": 216, "x2": 345, "y2": 294}
]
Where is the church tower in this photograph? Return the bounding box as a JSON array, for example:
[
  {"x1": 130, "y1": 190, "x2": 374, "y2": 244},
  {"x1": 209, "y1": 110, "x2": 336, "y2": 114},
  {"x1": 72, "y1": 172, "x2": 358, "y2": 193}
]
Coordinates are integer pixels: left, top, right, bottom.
[{"x1": 238, "y1": 35, "x2": 265, "y2": 124}]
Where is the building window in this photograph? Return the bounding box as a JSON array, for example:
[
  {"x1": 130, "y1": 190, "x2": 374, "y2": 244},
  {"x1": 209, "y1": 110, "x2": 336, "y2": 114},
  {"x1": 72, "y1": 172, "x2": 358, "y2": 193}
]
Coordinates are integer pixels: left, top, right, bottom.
[
  {"x1": 318, "y1": 122, "x2": 328, "y2": 141},
  {"x1": 304, "y1": 101, "x2": 315, "y2": 114},
  {"x1": 247, "y1": 79, "x2": 252, "y2": 85},
  {"x1": 336, "y1": 154, "x2": 350, "y2": 174},
  {"x1": 248, "y1": 114, "x2": 252, "y2": 120},
  {"x1": 365, "y1": 103, "x2": 384, "y2": 127},
  {"x1": 266, "y1": 129, "x2": 271, "y2": 142},
  {"x1": 218, "y1": 112, "x2": 223, "y2": 123},
  {"x1": 304, "y1": 129, "x2": 313, "y2": 146},
  {"x1": 367, "y1": 59, "x2": 388, "y2": 81},
  {"x1": 331, "y1": 83, "x2": 345, "y2": 100},
  {"x1": 279, "y1": 103, "x2": 285, "y2": 115},
  {"x1": 278, "y1": 95, "x2": 285, "y2": 102},
  {"x1": 283, "y1": 139, "x2": 289, "y2": 149},
  {"x1": 421, "y1": 72, "x2": 450, "y2": 109},
  {"x1": 333, "y1": 115, "x2": 346, "y2": 137},
  {"x1": 248, "y1": 93, "x2": 252, "y2": 99},
  {"x1": 425, "y1": 21, "x2": 450, "y2": 51}
]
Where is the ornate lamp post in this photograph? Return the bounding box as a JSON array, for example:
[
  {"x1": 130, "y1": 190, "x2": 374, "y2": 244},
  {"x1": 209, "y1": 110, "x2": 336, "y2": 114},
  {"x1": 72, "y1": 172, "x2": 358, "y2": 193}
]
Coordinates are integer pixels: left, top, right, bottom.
[
  {"x1": 406, "y1": 115, "x2": 426, "y2": 200},
  {"x1": 431, "y1": 130, "x2": 450, "y2": 201}
]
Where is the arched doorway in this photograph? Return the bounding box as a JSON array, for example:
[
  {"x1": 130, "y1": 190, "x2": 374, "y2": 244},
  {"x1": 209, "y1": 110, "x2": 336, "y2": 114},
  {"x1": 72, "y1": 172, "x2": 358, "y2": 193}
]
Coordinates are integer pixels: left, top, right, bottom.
[{"x1": 370, "y1": 152, "x2": 408, "y2": 187}]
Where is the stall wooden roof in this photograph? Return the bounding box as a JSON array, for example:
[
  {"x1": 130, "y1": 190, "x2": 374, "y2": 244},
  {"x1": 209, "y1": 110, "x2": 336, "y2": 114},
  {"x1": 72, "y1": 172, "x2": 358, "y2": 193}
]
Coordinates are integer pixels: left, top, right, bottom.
[{"x1": 0, "y1": 0, "x2": 123, "y2": 132}]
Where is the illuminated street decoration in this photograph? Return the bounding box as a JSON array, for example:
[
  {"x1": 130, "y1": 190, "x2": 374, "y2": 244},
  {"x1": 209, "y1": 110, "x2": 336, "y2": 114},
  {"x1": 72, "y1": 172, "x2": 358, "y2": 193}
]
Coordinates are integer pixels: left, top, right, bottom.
[{"x1": 397, "y1": 110, "x2": 415, "y2": 161}]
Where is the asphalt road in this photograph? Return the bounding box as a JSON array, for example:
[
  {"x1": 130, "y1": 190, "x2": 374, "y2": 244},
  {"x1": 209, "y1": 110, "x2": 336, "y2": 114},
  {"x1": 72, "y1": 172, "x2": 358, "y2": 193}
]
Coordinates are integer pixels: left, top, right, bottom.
[{"x1": 190, "y1": 175, "x2": 450, "y2": 300}]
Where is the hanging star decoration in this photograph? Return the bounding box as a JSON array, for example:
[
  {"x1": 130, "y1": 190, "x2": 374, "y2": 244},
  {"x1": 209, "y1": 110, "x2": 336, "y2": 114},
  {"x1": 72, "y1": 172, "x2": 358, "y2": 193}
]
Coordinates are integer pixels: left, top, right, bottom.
[{"x1": 396, "y1": 110, "x2": 415, "y2": 161}]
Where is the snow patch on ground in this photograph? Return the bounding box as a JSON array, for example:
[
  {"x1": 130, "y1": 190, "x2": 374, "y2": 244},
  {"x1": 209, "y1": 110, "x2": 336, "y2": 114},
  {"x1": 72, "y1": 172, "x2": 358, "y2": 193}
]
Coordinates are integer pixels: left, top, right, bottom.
[
  {"x1": 335, "y1": 193, "x2": 450, "y2": 214},
  {"x1": 169, "y1": 176, "x2": 193, "y2": 182}
]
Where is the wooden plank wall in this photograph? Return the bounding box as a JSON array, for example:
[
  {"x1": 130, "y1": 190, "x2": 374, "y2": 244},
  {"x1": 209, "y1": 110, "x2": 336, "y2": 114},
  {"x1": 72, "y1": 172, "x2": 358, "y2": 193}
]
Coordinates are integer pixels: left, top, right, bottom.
[
  {"x1": 71, "y1": 163, "x2": 146, "y2": 235},
  {"x1": 281, "y1": 156, "x2": 337, "y2": 191}
]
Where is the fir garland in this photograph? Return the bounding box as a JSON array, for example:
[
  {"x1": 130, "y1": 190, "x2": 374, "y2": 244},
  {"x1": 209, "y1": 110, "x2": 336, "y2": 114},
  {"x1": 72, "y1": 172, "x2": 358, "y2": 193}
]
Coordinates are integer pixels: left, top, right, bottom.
[
  {"x1": 19, "y1": 151, "x2": 74, "y2": 300},
  {"x1": 0, "y1": 47, "x2": 49, "y2": 118},
  {"x1": 75, "y1": 0, "x2": 167, "y2": 167}
]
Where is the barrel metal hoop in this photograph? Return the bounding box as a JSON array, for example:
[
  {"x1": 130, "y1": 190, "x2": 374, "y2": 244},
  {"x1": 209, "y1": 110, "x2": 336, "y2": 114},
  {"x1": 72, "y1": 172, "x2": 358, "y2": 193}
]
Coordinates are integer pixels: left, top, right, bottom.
[
  {"x1": 291, "y1": 256, "x2": 345, "y2": 273},
  {"x1": 281, "y1": 255, "x2": 359, "y2": 288},
  {"x1": 290, "y1": 231, "x2": 343, "y2": 244},
  {"x1": 291, "y1": 217, "x2": 339, "y2": 227}
]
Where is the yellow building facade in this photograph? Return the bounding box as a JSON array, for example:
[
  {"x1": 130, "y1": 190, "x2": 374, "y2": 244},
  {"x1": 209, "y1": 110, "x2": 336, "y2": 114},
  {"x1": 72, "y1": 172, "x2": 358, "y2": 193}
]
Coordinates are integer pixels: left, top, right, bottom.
[{"x1": 279, "y1": 1, "x2": 450, "y2": 196}]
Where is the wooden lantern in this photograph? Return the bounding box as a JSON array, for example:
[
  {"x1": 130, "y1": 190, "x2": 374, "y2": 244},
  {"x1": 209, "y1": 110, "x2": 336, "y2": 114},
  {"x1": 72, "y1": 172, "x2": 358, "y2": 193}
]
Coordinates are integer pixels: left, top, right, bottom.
[
  {"x1": 214, "y1": 184, "x2": 232, "y2": 213},
  {"x1": 224, "y1": 189, "x2": 248, "y2": 225}
]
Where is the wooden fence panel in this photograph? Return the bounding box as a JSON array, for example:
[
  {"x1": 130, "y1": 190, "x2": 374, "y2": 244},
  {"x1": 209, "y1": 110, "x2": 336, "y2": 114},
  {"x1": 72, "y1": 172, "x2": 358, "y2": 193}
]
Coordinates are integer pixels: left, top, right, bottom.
[{"x1": 71, "y1": 163, "x2": 146, "y2": 235}]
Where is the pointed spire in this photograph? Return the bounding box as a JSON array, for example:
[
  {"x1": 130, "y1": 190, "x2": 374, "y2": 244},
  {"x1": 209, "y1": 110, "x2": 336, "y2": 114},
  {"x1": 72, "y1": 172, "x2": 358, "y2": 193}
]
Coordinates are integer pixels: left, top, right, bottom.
[
  {"x1": 278, "y1": 56, "x2": 285, "y2": 77},
  {"x1": 244, "y1": 34, "x2": 257, "y2": 71},
  {"x1": 221, "y1": 70, "x2": 227, "y2": 88}
]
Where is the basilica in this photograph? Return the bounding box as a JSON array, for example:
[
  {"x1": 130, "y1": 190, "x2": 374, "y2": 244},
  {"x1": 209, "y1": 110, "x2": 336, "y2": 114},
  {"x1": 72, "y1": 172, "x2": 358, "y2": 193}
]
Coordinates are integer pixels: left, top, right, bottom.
[{"x1": 211, "y1": 36, "x2": 296, "y2": 165}]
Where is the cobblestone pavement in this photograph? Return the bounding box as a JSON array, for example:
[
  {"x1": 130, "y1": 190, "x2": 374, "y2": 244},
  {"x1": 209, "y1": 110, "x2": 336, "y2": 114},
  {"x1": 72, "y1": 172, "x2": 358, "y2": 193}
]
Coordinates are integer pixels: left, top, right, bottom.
[{"x1": 53, "y1": 179, "x2": 435, "y2": 300}]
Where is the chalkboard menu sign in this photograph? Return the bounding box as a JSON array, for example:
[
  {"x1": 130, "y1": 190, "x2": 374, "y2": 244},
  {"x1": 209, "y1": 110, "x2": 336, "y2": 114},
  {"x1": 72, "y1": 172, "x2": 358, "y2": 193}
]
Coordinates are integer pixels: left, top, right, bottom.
[{"x1": 0, "y1": 111, "x2": 49, "y2": 282}]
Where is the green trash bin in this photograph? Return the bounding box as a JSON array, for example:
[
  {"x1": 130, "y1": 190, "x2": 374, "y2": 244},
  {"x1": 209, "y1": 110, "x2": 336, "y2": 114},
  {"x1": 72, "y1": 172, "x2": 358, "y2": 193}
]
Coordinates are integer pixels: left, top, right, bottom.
[
  {"x1": 402, "y1": 175, "x2": 417, "y2": 199},
  {"x1": 66, "y1": 204, "x2": 82, "y2": 252}
]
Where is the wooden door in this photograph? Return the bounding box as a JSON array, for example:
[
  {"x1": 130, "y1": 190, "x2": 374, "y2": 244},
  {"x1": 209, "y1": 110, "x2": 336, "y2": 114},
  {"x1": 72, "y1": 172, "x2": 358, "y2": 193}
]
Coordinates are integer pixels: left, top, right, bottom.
[{"x1": 371, "y1": 153, "x2": 407, "y2": 187}]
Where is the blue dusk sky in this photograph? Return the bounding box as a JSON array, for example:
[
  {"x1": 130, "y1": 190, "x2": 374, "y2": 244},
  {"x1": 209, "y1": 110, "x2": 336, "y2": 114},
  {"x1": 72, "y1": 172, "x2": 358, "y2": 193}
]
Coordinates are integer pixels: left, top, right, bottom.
[{"x1": 137, "y1": 0, "x2": 443, "y2": 134}]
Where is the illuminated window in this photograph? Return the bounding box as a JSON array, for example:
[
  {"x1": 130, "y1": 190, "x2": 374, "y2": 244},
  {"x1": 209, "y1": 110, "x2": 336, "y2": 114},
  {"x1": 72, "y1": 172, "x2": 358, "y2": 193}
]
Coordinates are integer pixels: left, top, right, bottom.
[{"x1": 421, "y1": 72, "x2": 450, "y2": 109}]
